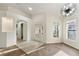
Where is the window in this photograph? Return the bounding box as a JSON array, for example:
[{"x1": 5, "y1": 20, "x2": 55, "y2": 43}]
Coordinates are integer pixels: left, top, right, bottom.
[
  {"x1": 53, "y1": 24, "x2": 59, "y2": 37},
  {"x1": 67, "y1": 20, "x2": 76, "y2": 40}
]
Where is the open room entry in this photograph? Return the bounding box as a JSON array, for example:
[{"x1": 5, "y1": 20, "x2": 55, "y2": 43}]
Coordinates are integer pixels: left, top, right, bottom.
[{"x1": 16, "y1": 20, "x2": 27, "y2": 44}]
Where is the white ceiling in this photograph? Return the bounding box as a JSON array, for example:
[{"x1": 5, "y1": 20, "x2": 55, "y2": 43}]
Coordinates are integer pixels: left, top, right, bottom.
[
  {"x1": 0, "y1": 3, "x2": 79, "y2": 17},
  {"x1": 0, "y1": 3, "x2": 65, "y2": 16},
  {"x1": 15, "y1": 3, "x2": 64, "y2": 15}
]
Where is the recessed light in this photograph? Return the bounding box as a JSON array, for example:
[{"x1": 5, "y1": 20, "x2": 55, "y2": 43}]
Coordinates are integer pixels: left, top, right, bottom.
[{"x1": 28, "y1": 7, "x2": 32, "y2": 11}]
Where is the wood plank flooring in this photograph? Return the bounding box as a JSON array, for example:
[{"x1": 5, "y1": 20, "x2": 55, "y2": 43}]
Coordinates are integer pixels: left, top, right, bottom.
[
  {"x1": 26, "y1": 43, "x2": 79, "y2": 56},
  {"x1": 0, "y1": 43, "x2": 79, "y2": 56},
  {"x1": 0, "y1": 45, "x2": 25, "y2": 56}
]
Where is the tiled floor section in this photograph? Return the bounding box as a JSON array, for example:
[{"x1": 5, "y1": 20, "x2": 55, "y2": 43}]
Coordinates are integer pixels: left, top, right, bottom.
[{"x1": 0, "y1": 43, "x2": 79, "y2": 56}]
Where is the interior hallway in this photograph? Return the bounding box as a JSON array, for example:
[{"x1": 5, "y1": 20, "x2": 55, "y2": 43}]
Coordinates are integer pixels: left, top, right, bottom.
[{"x1": 0, "y1": 43, "x2": 79, "y2": 56}]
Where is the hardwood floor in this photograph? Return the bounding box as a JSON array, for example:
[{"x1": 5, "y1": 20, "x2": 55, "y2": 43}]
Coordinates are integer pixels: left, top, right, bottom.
[
  {"x1": 0, "y1": 45, "x2": 25, "y2": 56},
  {"x1": 26, "y1": 43, "x2": 79, "y2": 56},
  {"x1": 0, "y1": 43, "x2": 79, "y2": 56}
]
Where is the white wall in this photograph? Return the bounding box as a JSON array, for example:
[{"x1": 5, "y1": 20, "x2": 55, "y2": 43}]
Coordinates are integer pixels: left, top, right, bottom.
[
  {"x1": 63, "y1": 15, "x2": 79, "y2": 49},
  {"x1": 6, "y1": 15, "x2": 16, "y2": 47},
  {"x1": 23, "y1": 22, "x2": 27, "y2": 41},
  {"x1": 62, "y1": 4, "x2": 79, "y2": 49},
  {"x1": 6, "y1": 11, "x2": 31, "y2": 47},
  {"x1": 46, "y1": 13, "x2": 62, "y2": 43},
  {"x1": 6, "y1": 6, "x2": 31, "y2": 47},
  {"x1": 32, "y1": 13, "x2": 47, "y2": 43},
  {"x1": 25, "y1": 22, "x2": 31, "y2": 42},
  {"x1": 0, "y1": 11, "x2": 7, "y2": 47},
  {"x1": 32, "y1": 13, "x2": 62, "y2": 43},
  {"x1": 0, "y1": 6, "x2": 31, "y2": 47},
  {"x1": 16, "y1": 22, "x2": 21, "y2": 39},
  {"x1": 0, "y1": 4, "x2": 79, "y2": 49}
]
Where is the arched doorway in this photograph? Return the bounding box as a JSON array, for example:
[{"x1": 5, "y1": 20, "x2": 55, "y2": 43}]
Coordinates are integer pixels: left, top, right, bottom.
[{"x1": 16, "y1": 20, "x2": 27, "y2": 44}]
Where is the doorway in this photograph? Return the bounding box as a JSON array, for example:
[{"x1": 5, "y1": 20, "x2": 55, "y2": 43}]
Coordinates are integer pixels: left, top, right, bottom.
[
  {"x1": 16, "y1": 21, "x2": 27, "y2": 44},
  {"x1": 21, "y1": 23, "x2": 23, "y2": 39}
]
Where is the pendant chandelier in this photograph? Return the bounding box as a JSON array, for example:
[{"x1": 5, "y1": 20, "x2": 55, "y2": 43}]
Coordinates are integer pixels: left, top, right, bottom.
[{"x1": 61, "y1": 3, "x2": 76, "y2": 17}]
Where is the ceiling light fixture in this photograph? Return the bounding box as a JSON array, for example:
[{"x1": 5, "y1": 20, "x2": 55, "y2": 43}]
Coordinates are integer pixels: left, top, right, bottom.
[
  {"x1": 28, "y1": 7, "x2": 32, "y2": 11},
  {"x1": 61, "y1": 3, "x2": 76, "y2": 17}
]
